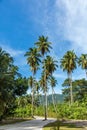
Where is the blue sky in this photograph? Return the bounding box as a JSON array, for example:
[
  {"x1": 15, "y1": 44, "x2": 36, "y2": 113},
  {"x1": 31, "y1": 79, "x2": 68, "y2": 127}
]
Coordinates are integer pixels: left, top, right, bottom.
[{"x1": 0, "y1": 0, "x2": 87, "y2": 94}]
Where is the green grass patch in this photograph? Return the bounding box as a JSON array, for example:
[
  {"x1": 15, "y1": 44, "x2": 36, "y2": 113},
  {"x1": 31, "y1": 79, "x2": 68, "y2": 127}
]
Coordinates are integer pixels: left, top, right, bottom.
[{"x1": 43, "y1": 120, "x2": 83, "y2": 130}]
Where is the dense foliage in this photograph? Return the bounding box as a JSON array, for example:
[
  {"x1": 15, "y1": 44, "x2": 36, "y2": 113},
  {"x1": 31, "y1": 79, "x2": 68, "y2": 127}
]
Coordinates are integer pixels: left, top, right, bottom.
[
  {"x1": 0, "y1": 35, "x2": 87, "y2": 121},
  {"x1": 0, "y1": 48, "x2": 28, "y2": 120},
  {"x1": 62, "y1": 78, "x2": 87, "y2": 102}
]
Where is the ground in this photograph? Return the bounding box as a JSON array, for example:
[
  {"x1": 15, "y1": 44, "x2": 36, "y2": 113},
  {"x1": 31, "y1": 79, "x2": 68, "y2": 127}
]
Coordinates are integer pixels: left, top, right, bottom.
[
  {"x1": 0, "y1": 116, "x2": 56, "y2": 130},
  {"x1": 0, "y1": 117, "x2": 87, "y2": 130}
]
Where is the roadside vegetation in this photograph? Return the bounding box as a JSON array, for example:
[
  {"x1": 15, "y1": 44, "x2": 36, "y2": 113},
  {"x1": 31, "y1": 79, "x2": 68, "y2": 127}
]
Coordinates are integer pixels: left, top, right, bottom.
[{"x1": 0, "y1": 36, "x2": 87, "y2": 129}]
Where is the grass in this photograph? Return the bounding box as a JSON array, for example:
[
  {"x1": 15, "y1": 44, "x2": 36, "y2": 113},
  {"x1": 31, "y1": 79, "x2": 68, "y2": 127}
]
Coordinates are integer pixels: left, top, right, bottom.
[{"x1": 43, "y1": 120, "x2": 84, "y2": 130}]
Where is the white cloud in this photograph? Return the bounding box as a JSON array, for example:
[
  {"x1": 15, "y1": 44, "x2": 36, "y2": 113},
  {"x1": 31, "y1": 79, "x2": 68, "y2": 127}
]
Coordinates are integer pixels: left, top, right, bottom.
[
  {"x1": 34, "y1": 0, "x2": 87, "y2": 54},
  {"x1": 55, "y1": 0, "x2": 87, "y2": 53}
]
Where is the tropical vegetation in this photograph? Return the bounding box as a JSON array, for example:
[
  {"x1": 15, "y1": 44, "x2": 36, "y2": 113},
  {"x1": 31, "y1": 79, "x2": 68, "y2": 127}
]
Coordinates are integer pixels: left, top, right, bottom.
[{"x1": 0, "y1": 36, "x2": 87, "y2": 126}]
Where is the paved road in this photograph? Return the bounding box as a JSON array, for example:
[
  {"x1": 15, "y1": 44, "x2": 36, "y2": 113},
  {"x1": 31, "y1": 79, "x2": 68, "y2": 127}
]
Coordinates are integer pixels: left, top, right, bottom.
[{"x1": 0, "y1": 117, "x2": 56, "y2": 130}]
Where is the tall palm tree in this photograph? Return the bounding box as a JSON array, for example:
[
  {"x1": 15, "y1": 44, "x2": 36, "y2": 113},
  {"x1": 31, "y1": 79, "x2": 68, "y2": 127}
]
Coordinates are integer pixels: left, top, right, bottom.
[
  {"x1": 35, "y1": 35, "x2": 52, "y2": 120},
  {"x1": 49, "y1": 76, "x2": 58, "y2": 114},
  {"x1": 60, "y1": 50, "x2": 77, "y2": 104},
  {"x1": 43, "y1": 56, "x2": 58, "y2": 119},
  {"x1": 39, "y1": 72, "x2": 48, "y2": 118},
  {"x1": 78, "y1": 54, "x2": 87, "y2": 78},
  {"x1": 28, "y1": 76, "x2": 35, "y2": 116},
  {"x1": 34, "y1": 80, "x2": 40, "y2": 113},
  {"x1": 25, "y1": 47, "x2": 41, "y2": 117}
]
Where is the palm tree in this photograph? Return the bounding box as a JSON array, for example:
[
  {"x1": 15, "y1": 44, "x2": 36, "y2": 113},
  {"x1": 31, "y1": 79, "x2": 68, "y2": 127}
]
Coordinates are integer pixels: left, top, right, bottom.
[
  {"x1": 0, "y1": 47, "x2": 13, "y2": 74},
  {"x1": 60, "y1": 50, "x2": 77, "y2": 104},
  {"x1": 42, "y1": 56, "x2": 58, "y2": 119},
  {"x1": 39, "y1": 72, "x2": 48, "y2": 93},
  {"x1": 25, "y1": 48, "x2": 41, "y2": 75},
  {"x1": 34, "y1": 80, "x2": 40, "y2": 93},
  {"x1": 49, "y1": 76, "x2": 58, "y2": 114},
  {"x1": 35, "y1": 35, "x2": 52, "y2": 56},
  {"x1": 35, "y1": 35, "x2": 52, "y2": 120},
  {"x1": 43, "y1": 56, "x2": 58, "y2": 76},
  {"x1": 28, "y1": 76, "x2": 34, "y2": 89},
  {"x1": 78, "y1": 54, "x2": 87, "y2": 78},
  {"x1": 25, "y1": 47, "x2": 41, "y2": 117},
  {"x1": 34, "y1": 80, "x2": 40, "y2": 113},
  {"x1": 39, "y1": 72, "x2": 48, "y2": 118},
  {"x1": 28, "y1": 76, "x2": 35, "y2": 116}
]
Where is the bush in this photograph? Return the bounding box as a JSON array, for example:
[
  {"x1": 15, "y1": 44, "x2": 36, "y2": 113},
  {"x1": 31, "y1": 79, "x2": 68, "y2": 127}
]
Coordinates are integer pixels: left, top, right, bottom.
[
  {"x1": 36, "y1": 102, "x2": 87, "y2": 120},
  {"x1": 14, "y1": 104, "x2": 32, "y2": 118}
]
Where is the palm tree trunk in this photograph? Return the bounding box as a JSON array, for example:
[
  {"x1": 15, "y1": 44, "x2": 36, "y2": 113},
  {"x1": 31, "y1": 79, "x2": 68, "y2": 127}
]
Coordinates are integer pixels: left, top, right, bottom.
[
  {"x1": 85, "y1": 69, "x2": 87, "y2": 78},
  {"x1": 31, "y1": 87, "x2": 34, "y2": 117},
  {"x1": 31, "y1": 74, "x2": 35, "y2": 118},
  {"x1": 44, "y1": 74, "x2": 47, "y2": 120},
  {"x1": 52, "y1": 87, "x2": 58, "y2": 115},
  {"x1": 70, "y1": 79, "x2": 73, "y2": 104},
  {"x1": 44, "y1": 89, "x2": 47, "y2": 120},
  {"x1": 68, "y1": 73, "x2": 73, "y2": 104}
]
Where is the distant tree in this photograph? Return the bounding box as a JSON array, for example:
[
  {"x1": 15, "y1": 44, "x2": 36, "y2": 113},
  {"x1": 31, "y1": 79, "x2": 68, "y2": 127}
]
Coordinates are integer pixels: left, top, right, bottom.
[
  {"x1": 62, "y1": 78, "x2": 87, "y2": 102},
  {"x1": 73, "y1": 79, "x2": 87, "y2": 102},
  {"x1": 62, "y1": 78, "x2": 71, "y2": 102}
]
